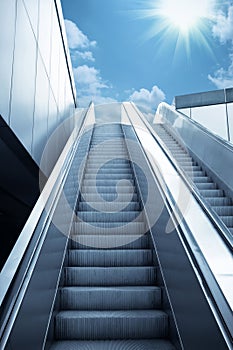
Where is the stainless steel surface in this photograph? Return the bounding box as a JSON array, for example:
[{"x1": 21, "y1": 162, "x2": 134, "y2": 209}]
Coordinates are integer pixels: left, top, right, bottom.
[{"x1": 0, "y1": 0, "x2": 76, "y2": 167}]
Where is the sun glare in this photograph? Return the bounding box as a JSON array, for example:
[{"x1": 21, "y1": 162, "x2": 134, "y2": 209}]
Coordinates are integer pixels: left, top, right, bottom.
[{"x1": 158, "y1": 0, "x2": 212, "y2": 33}]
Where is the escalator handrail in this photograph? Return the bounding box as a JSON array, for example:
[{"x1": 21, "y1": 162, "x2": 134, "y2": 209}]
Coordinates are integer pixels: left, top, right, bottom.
[
  {"x1": 132, "y1": 102, "x2": 233, "y2": 251},
  {"x1": 0, "y1": 103, "x2": 95, "y2": 309}
]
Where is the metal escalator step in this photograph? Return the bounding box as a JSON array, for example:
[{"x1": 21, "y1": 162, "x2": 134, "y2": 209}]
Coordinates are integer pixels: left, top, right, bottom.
[
  {"x1": 186, "y1": 171, "x2": 206, "y2": 177},
  {"x1": 85, "y1": 174, "x2": 133, "y2": 179},
  {"x1": 81, "y1": 186, "x2": 136, "y2": 194},
  {"x1": 68, "y1": 249, "x2": 152, "y2": 266},
  {"x1": 50, "y1": 339, "x2": 176, "y2": 350},
  {"x1": 70, "y1": 234, "x2": 149, "y2": 249},
  {"x1": 82, "y1": 179, "x2": 134, "y2": 186},
  {"x1": 60, "y1": 286, "x2": 161, "y2": 310},
  {"x1": 76, "y1": 211, "x2": 140, "y2": 222},
  {"x1": 85, "y1": 165, "x2": 132, "y2": 171},
  {"x1": 64, "y1": 266, "x2": 156, "y2": 286},
  {"x1": 85, "y1": 169, "x2": 132, "y2": 175},
  {"x1": 86, "y1": 160, "x2": 130, "y2": 165},
  {"x1": 182, "y1": 165, "x2": 202, "y2": 171},
  {"x1": 55, "y1": 310, "x2": 168, "y2": 340},
  {"x1": 220, "y1": 216, "x2": 233, "y2": 227},
  {"x1": 213, "y1": 206, "x2": 233, "y2": 216},
  {"x1": 79, "y1": 193, "x2": 138, "y2": 202},
  {"x1": 73, "y1": 222, "x2": 145, "y2": 235},
  {"x1": 177, "y1": 160, "x2": 196, "y2": 165},
  {"x1": 78, "y1": 201, "x2": 140, "y2": 212},
  {"x1": 205, "y1": 197, "x2": 232, "y2": 206},
  {"x1": 199, "y1": 189, "x2": 224, "y2": 197},
  {"x1": 193, "y1": 177, "x2": 212, "y2": 183},
  {"x1": 87, "y1": 155, "x2": 128, "y2": 161},
  {"x1": 195, "y1": 183, "x2": 217, "y2": 190}
]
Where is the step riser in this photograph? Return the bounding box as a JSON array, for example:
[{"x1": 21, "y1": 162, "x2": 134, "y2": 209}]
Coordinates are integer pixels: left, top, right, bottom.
[
  {"x1": 65, "y1": 267, "x2": 156, "y2": 286},
  {"x1": 85, "y1": 174, "x2": 133, "y2": 179},
  {"x1": 68, "y1": 250, "x2": 152, "y2": 266},
  {"x1": 60, "y1": 287, "x2": 161, "y2": 310},
  {"x1": 55, "y1": 313, "x2": 168, "y2": 340},
  {"x1": 72, "y1": 222, "x2": 145, "y2": 235},
  {"x1": 78, "y1": 202, "x2": 140, "y2": 212},
  {"x1": 70, "y1": 235, "x2": 149, "y2": 249},
  {"x1": 79, "y1": 193, "x2": 138, "y2": 202},
  {"x1": 81, "y1": 186, "x2": 135, "y2": 194},
  {"x1": 77, "y1": 212, "x2": 140, "y2": 222}
]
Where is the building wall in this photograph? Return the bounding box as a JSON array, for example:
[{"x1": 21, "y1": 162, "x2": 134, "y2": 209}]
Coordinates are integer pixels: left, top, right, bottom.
[
  {"x1": 175, "y1": 88, "x2": 233, "y2": 143},
  {"x1": 0, "y1": 0, "x2": 76, "y2": 166}
]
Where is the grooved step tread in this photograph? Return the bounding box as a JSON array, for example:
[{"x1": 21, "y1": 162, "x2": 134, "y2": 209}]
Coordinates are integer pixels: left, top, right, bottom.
[
  {"x1": 50, "y1": 339, "x2": 176, "y2": 350},
  {"x1": 55, "y1": 310, "x2": 168, "y2": 340},
  {"x1": 70, "y1": 234, "x2": 149, "y2": 249},
  {"x1": 68, "y1": 249, "x2": 152, "y2": 266},
  {"x1": 60, "y1": 286, "x2": 161, "y2": 310},
  {"x1": 64, "y1": 266, "x2": 156, "y2": 286}
]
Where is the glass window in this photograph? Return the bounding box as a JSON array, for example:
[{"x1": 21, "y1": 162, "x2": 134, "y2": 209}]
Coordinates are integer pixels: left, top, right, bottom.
[{"x1": 191, "y1": 104, "x2": 227, "y2": 140}]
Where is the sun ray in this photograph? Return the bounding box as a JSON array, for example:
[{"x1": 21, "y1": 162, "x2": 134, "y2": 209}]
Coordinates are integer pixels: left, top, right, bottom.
[{"x1": 134, "y1": 0, "x2": 216, "y2": 60}]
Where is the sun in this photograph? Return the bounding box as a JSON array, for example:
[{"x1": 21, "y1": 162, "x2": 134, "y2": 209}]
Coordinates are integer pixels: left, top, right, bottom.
[{"x1": 158, "y1": 0, "x2": 212, "y2": 34}]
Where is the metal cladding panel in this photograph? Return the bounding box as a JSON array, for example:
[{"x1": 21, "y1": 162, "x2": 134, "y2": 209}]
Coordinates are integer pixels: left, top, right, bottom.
[
  {"x1": 0, "y1": 0, "x2": 17, "y2": 123},
  {"x1": 226, "y1": 88, "x2": 233, "y2": 103},
  {"x1": 175, "y1": 90, "x2": 225, "y2": 109}
]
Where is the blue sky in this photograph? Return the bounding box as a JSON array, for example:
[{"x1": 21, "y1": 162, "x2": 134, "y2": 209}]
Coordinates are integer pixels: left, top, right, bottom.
[{"x1": 61, "y1": 0, "x2": 233, "y2": 114}]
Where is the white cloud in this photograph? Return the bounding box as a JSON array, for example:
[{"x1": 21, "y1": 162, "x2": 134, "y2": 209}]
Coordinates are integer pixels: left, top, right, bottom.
[
  {"x1": 208, "y1": 4, "x2": 233, "y2": 89},
  {"x1": 208, "y1": 54, "x2": 233, "y2": 88},
  {"x1": 72, "y1": 51, "x2": 95, "y2": 62},
  {"x1": 73, "y1": 65, "x2": 107, "y2": 93},
  {"x1": 212, "y1": 5, "x2": 233, "y2": 44},
  {"x1": 64, "y1": 19, "x2": 96, "y2": 49},
  {"x1": 129, "y1": 85, "x2": 166, "y2": 113},
  {"x1": 73, "y1": 65, "x2": 116, "y2": 107}
]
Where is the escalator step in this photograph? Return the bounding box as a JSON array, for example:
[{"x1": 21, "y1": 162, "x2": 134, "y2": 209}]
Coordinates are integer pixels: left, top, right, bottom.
[
  {"x1": 78, "y1": 201, "x2": 140, "y2": 211},
  {"x1": 70, "y1": 234, "x2": 149, "y2": 249},
  {"x1": 55, "y1": 310, "x2": 168, "y2": 340},
  {"x1": 85, "y1": 169, "x2": 133, "y2": 174},
  {"x1": 68, "y1": 249, "x2": 152, "y2": 266},
  {"x1": 193, "y1": 177, "x2": 212, "y2": 183},
  {"x1": 196, "y1": 183, "x2": 217, "y2": 190},
  {"x1": 60, "y1": 286, "x2": 161, "y2": 310},
  {"x1": 76, "y1": 211, "x2": 140, "y2": 222},
  {"x1": 81, "y1": 186, "x2": 135, "y2": 193},
  {"x1": 50, "y1": 339, "x2": 176, "y2": 350},
  {"x1": 82, "y1": 179, "x2": 134, "y2": 186},
  {"x1": 213, "y1": 206, "x2": 233, "y2": 216},
  {"x1": 220, "y1": 216, "x2": 233, "y2": 227},
  {"x1": 79, "y1": 193, "x2": 138, "y2": 202},
  {"x1": 72, "y1": 221, "x2": 145, "y2": 234},
  {"x1": 199, "y1": 189, "x2": 224, "y2": 197},
  {"x1": 85, "y1": 174, "x2": 133, "y2": 179},
  {"x1": 186, "y1": 171, "x2": 206, "y2": 177},
  {"x1": 64, "y1": 266, "x2": 156, "y2": 286},
  {"x1": 206, "y1": 197, "x2": 232, "y2": 206}
]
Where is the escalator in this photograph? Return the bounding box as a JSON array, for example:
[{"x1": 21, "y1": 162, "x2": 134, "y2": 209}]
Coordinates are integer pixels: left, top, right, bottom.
[
  {"x1": 0, "y1": 102, "x2": 232, "y2": 350},
  {"x1": 51, "y1": 124, "x2": 176, "y2": 349},
  {"x1": 153, "y1": 123, "x2": 233, "y2": 236}
]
